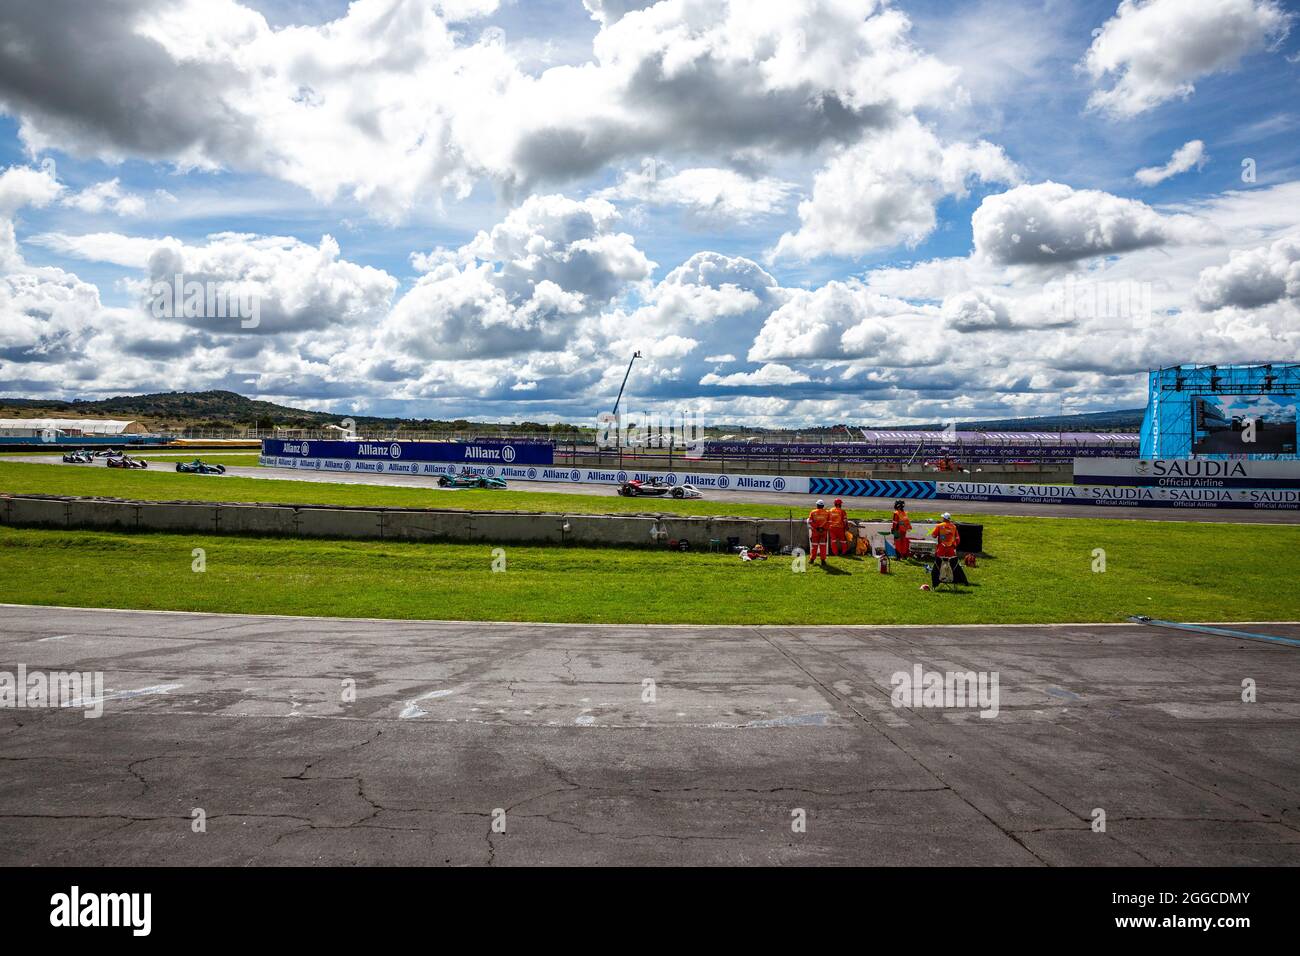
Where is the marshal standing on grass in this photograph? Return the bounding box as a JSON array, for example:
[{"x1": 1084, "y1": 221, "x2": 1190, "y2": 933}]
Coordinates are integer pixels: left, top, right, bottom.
[
  {"x1": 931, "y1": 512, "x2": 960, "y2": 558},
  {"x1": 929, "y1": 512, "x2": 968, "y2": 587},
  {"x1": 807, "y1": 499, "x2": 830, "y2": 568},
  {"x1": 891, "y1": 500, "x2": 912, "y2": 558},
  {"x1": 828, "y1": 498, "x2": 849, "y2": 556}
]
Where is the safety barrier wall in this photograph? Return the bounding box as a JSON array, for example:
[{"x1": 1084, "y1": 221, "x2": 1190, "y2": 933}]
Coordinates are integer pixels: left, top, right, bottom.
[
  {"x1": 260, "y1": 454, "x2": 812, "y2": 494},
  {"x1": 260, "y1": 455, "x2": 1299, "y2": 509},
  {"x1": 935, "y1": 481, "x2": 1299, "y2": 510},
  {"x1": 0, "y1": 496, "x2": 813, "y2": 550},
  {"x1": 261, "y1": 438, "x2": 554, "y2": 465},
  {"x1": 1073, "y1": 457, "x2": 1300, "y2": 488},
  {"x1": 558, "y1": 453, "x2": 1074, "y2": 484}
]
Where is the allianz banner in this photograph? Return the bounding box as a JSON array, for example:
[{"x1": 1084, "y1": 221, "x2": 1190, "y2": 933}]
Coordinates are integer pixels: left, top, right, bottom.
[
  {"x1": 260, "y1": 454, "x2": 810, "y2": 493},
  {"x1": 1074, "y1": 457, "x2": 1300, "y2": 488},
  {"x1": 261, "y1": 439, "x2": 554, "y2": 466}
]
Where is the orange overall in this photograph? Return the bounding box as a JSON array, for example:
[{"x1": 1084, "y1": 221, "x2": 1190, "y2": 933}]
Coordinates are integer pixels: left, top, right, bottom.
[
  {"x1": 807, "y1": 506, "x2": 830, "y2": 561},
  {"x1": 891, "y1": 508, "x2": 912, "y2": 558},
  {"x1": 930, "y1": 520, "x2": 960, "y2": 559},
  {"x1": 828, "y1": 506, "x2": 848, "y2": 556}
]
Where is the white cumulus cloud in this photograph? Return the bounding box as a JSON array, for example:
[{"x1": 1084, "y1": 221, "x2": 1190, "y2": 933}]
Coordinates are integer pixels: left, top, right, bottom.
[
  {"x1": 61, "y1": 178, "x2": 148, "y2": 216},
  {"x1": 380, "y1": 195, "x2": 653, "y2": 361},
  {"x1": 1194, "y1": 236, "x2": 1300, "y2": 309},
  {"x1": 598, "y1": 162, "x2": 796, "y2": 224},
  {"x1": 774, "y1": 118, "x2": 1020, "y2": 260},
  {"x1": 1135, "y1": 140, "x2": 1207, "y2": 186},
  {"x1": 1084, "y1": 0, "x2": 1292, "y2": 117},
  {"x1": 700, "y1": 362, "x2": 811, "y2": 387},
  {"x1": 972, "y1": 180, "x2": 1216, "y2": 266}
]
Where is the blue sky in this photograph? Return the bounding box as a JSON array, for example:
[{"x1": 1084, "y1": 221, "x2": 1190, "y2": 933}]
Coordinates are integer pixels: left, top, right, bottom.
[{"x1": 1, "y1": 0, "x2": 1298, "y2": 425}]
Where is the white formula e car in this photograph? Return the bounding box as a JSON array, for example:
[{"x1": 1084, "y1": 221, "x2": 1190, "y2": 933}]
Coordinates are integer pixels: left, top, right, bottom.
[{"x1": 617, "y1": 477, "x2": 703, "y2": 499}]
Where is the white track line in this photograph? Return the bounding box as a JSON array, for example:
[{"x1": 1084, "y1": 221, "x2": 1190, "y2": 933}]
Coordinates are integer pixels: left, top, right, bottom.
[{"x1": 2, "y1": 602, "x2": 1297, "y2": 631}]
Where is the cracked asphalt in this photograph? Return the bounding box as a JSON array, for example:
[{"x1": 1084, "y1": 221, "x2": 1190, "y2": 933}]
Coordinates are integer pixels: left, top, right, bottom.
[{"x1": 0, "y1": 604, "x2": 1297, "y2": 865}]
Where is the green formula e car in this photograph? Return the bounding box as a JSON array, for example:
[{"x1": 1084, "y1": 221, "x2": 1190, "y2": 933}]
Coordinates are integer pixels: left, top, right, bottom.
[
  {"x1": 437, "y1": 472, "x2": 507, "y2": 489},
  {"x1": 176, "y1": 459, "x2": 227, "y2": 475}
]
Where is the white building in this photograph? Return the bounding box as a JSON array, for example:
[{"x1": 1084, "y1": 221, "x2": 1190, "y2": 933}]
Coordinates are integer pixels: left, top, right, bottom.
[{"x1": 0, "y1": 418, "x2": 148, "y2": 439}]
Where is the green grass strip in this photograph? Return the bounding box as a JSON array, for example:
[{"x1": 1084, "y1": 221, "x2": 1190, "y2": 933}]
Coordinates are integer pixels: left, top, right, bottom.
[{"x1": 1, "y1": 520, "x2": 1296, "y2": 624}]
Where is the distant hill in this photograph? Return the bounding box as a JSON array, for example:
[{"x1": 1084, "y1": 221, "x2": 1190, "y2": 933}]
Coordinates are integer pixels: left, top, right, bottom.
[
  {"x1": 0, "y1": 391, "x2": 567, "y2": 434},
  {"x1": 1, "y1": 391, "x2": 326, "y2": 427}
]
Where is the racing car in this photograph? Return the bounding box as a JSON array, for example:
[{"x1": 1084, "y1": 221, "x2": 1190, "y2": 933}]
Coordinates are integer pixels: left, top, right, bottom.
[
  {"x1": 617, "y1": 477, "x2": 702, "y2": 499},
  {"x1": 176, "y1": 459, "x2": 226, "y2": 475},
  {"x1": 92, "y1": 448, "x2": 121, "y2": 458},
  {"x1": 61, "y1": 450, "x2": 95, "y2": 463},
  {"x1": 437, "y1": 473, "x2": 507, "y2": 489},
  {"x1": 106, "y1": 454, "x2": 148, "y2": 469}
]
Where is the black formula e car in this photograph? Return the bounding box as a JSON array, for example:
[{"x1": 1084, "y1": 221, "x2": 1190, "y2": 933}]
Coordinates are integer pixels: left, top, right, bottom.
[
  {"x1": 437, "y1": 473, "x2": 507, "y2": 489},
  {"x1": 106, "y1": 454, "x2": 148, "y2": 469},
  {"x1": 61, "y1": 450, "x2": 95, "y2": 463}
]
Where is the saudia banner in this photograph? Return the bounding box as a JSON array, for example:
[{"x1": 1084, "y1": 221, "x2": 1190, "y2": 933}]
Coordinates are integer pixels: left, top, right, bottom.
[
  {"x1": 260, "y1": 439, "x2": 554, "y2": 466},
  {"x1": 940, "y1": 480, "x2": 1298, "y2": 510},
  {"x1": 1074, "y1": 458, "x2": 1300, "y2": 488}
]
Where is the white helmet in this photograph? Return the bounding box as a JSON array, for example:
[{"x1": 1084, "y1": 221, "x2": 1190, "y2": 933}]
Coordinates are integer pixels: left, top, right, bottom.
[
  {"x1": 941, "y1": 512, "x2": 952, "y2": 520},
  {"x1": 816, "y1": 499, "x2": 825, "y2": 507}
]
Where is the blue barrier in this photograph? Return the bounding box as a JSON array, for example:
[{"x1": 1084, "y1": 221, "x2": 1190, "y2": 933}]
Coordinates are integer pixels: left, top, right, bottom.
[{"x1": 808, "y1": 478, "x2": 937, "y2": 499}]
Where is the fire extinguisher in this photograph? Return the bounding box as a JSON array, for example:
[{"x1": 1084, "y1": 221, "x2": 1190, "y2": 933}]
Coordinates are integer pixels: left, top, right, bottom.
[{"x1": 878, "y1": 555, "x2": 890, "y2": 574}]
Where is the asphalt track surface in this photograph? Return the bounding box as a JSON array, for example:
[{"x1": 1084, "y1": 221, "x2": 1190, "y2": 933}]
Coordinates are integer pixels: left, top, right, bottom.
[
  {"x1": 12, "y1": 455, "x2": 1298, "y2": 524},
  {"x1": 1, "y1": 604, "x2": 1297, "y2": 865}
]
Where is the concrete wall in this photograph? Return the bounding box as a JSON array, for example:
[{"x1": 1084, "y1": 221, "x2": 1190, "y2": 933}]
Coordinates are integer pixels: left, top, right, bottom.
[
  {"x1": 66, "y1": 499, "x2": 139, "y2": 530},
  {"x1": 0, "y1": 494, "x2": 987, "y2": 550},
  {"x1": 2, "y1": 496, "x2": 70, "y2": 528},
  {"x1": 0, "y1": 494, "x2": 800, "y2": 550}
]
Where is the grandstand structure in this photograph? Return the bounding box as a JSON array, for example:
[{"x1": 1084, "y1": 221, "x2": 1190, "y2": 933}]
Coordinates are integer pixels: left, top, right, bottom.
[{"x1": 704, "y1": 431, "x2": 1138, "y2": 464}]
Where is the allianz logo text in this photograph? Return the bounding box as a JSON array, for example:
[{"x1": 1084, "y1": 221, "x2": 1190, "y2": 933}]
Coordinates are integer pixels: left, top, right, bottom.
[
  {"x1": 356, "y1": 442, "x2": 401, "y2": 457},
  {"x1": 463, "y1": 444, "x2": 515, "y2": 461}
]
